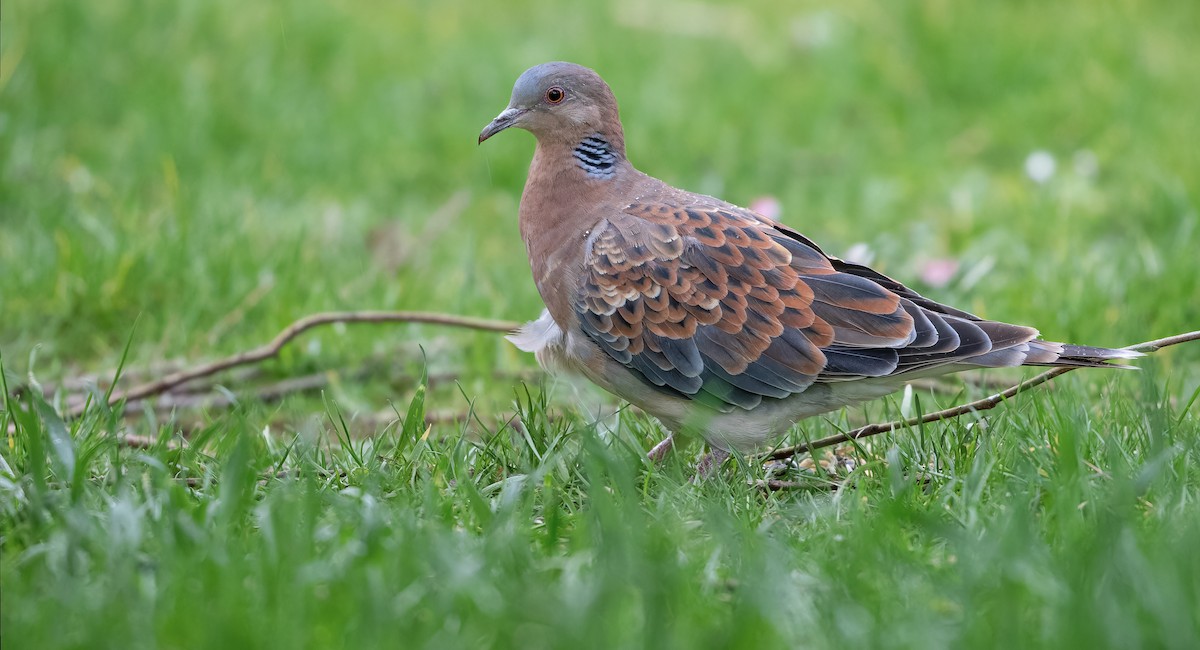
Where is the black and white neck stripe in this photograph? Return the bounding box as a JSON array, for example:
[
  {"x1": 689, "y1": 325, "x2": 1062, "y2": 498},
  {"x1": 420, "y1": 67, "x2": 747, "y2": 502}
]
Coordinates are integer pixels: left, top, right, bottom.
[{"x1": 573, "y1": 135, "x2": 618, "y2": 179}]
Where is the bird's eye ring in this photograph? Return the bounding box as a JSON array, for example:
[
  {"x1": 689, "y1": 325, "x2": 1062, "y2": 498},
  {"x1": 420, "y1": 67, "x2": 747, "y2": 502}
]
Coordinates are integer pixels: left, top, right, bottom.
[{"x1": 545, "y1": 86, "x2": 565, "y2": 104}]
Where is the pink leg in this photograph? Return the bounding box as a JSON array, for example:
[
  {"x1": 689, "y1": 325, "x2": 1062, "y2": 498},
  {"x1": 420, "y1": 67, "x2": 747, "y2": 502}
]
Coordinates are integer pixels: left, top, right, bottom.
[
  {"x1": 692, "y1": 446, "x2": 731, "y2": 482},
  {"x1": 646, "y1": 433, "x2": 676, "y2": 463}
]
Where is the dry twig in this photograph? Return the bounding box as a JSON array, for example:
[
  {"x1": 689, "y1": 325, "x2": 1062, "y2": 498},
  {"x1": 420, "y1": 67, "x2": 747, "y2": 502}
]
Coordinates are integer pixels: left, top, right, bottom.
[
  {"x1": 765, "y1": 330, "x2": 1200, "y2": 463},
  {"x1": 65, "y1": 311, "x2": 519, "y2": 419},
  {"x1": 756, "y1": 479, "x2": 842, "y2": 492}
]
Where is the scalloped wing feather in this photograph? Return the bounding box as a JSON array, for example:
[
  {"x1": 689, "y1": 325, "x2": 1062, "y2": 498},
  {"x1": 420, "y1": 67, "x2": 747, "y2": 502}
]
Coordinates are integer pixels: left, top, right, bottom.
[{"x1": 575, "y1": 202, "x2": 1041, "y2": 411}]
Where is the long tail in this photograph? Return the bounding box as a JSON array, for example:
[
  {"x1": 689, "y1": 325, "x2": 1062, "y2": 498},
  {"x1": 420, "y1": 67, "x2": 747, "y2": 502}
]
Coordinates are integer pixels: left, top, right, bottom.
[{"x1": 952, "y1": 330, "x2": 1144, "y2": 371}]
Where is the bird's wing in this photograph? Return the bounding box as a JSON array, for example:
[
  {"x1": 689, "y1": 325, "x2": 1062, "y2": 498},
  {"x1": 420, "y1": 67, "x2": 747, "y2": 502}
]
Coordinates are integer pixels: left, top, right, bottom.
[{"x1": 575, "y1": 201, "x2": 1037, "y2": 411}]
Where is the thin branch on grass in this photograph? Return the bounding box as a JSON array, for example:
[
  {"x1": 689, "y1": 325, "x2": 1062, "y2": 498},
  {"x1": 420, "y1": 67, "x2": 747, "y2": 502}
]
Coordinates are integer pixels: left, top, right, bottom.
[
  {"x1": 177, "y1": 468, "x2": 348, "y2": 489},
  {"x1": 765, "y1": 329, "x2": 1200, "y2": 464},
  {"x1": 117, "y1": 433, "x2": 184, "y2": 450},
  {"x1": 11, "y1": 359, "x2": 195, "y2": 399},
  {"x1": 119, "y1": 405, "x2": 519, "y2": 449},
  {"x1": 755, "y1": 474, "x2": 936, "y2": 493},
  {"x1": 56, "y1": 354, "x2": 533, "y2": 417},
  {"x1": 128, "y1": 371, "x2": 338, "y2": 411},
  {"x1": 65, "y1": 310, "x2": 520, "y2": 419},
  {"x1": 756, "y1": 479, "x2": 842, "y2": 492},
  {"x1": 66, "y1": 367, "x2": 288, "y2": 413}
]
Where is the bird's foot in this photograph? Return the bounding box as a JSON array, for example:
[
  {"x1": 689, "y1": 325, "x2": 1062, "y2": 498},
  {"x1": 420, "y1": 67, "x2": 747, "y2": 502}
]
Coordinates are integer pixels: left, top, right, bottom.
[
  {"x1": 646, "y1": 434, "x2": 676, "y2": 463},
  {"x1": 691, "y1": 447, "x2": 731, "y2": 482}
]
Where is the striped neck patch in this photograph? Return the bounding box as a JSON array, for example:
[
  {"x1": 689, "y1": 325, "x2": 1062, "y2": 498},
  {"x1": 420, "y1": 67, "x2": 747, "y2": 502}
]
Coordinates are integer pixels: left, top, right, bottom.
[{"x1": 573, "y1": 135, "x2": 617, "y2": 179}]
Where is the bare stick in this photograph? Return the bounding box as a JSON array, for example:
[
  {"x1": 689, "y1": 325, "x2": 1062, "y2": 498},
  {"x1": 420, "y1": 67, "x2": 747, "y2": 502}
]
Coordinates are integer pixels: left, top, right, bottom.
[
  {"x1": 765, "y1": 330, "x2": 1200, "y2": 463},
  {"x1": 756, "y1": 479, "x2": 842, "y2": 492},
  {"x1": 176, "y1": 468, "x2": 347, "y2": 489},
  {"x1": 67, "y1": 311, "x2": 520, "y2": 419},
  {"x1": 117, "y1": 433, "x2": 183, "y2": 450}
]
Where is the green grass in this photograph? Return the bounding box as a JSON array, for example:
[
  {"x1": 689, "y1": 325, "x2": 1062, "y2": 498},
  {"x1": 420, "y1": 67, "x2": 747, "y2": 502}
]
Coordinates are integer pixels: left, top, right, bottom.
[{"x1": 3, "y1": 0, "x2": 1200, "y2": 647}]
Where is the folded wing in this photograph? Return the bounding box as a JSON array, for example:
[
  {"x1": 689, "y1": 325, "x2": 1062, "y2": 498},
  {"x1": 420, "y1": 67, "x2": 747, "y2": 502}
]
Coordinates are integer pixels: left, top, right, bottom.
[{"x1": 575, "y1": 201, "x2": 1041, "y2": 411}]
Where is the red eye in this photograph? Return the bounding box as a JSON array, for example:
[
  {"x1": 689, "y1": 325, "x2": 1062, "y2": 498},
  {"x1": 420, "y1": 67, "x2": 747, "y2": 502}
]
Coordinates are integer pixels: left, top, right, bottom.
[{"x1": 545, "y1": 86, "x2": 565, "y2": 104}]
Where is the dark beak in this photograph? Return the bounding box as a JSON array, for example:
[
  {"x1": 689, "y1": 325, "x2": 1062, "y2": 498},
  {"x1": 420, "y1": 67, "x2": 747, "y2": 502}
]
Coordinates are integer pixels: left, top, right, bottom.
[{"x1": 478, "y1": 107, "x2": 527, "y2": 144}]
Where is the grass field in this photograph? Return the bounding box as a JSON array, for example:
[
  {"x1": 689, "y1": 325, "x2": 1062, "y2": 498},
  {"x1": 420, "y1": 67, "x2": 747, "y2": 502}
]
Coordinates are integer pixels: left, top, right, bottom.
[{"x1": 3, "y1": 0, "x2": 1200, "y2": 647}]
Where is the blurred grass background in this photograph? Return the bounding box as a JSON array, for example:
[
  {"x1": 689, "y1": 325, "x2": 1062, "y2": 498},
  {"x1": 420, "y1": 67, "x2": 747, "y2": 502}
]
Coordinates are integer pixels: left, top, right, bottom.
[{"x1": 2, "y1": 0, "x2": 1199, "y2": 648}]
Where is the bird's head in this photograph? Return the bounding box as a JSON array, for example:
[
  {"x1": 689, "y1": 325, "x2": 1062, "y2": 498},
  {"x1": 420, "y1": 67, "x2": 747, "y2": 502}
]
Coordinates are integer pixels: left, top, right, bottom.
[{"x1": 478, "y1": 62, "x2": 625, "y2": 149}]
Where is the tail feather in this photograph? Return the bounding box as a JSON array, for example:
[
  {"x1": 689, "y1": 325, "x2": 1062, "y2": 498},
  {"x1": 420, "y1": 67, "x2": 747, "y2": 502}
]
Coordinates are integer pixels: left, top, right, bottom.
[{"x1": 1024, "y1": 340, "x2": 1142, "y2": 369}]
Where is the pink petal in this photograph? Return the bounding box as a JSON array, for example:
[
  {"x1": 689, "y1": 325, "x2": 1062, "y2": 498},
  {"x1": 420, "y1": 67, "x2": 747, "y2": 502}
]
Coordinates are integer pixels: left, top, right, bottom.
[
  {"x1": 749, "y1": 196, "x2": 782, "y2": 220},
  {"x1": 920, "y1": 259, "x2": 959, "y2": 288}
]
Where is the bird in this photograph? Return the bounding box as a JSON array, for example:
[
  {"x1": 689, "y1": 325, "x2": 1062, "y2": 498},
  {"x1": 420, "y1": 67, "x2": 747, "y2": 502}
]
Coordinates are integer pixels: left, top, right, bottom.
[{"x1": 478, "y1": 62, "x2": 1140, "y2": 477}]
